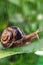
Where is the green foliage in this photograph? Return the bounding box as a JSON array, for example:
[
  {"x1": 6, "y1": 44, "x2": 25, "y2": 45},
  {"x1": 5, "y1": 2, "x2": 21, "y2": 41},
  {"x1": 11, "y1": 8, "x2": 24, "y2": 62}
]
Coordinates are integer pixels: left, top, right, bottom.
[{"x1": 0, "y1": 0, "x2": 43, "y2": 65}]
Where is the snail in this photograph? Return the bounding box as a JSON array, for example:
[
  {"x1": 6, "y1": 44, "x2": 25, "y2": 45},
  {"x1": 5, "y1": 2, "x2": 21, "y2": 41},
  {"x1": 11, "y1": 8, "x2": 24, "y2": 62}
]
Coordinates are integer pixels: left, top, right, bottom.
[{"x1": 1, "y1": 26, "x2": 39, "y2": 48}]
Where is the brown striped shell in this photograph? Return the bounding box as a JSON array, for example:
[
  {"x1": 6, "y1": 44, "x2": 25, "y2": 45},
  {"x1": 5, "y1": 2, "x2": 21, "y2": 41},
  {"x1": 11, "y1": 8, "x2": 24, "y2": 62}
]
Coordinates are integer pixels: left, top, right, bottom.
[{"x1": 1, "y1": 26, "x2": 25, "y2": 48}]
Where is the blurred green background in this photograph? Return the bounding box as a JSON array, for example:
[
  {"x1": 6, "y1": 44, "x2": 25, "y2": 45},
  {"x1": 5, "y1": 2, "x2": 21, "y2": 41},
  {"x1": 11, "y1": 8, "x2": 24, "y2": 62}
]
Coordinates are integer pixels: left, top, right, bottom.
[{"x1": 0, "y1": 0, "x2": 43, "y2": 65}]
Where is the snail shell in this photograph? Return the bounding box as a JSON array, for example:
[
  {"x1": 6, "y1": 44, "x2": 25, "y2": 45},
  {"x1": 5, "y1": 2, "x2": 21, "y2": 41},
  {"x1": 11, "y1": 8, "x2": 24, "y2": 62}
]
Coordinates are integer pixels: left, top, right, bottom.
[{"x1": 1, "y1": 26, "x2": 25, "y2": 48}]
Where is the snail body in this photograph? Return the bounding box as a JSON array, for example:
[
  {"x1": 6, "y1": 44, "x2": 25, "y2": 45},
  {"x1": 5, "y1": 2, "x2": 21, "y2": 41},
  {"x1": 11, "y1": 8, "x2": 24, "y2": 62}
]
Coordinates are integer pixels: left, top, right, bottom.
[{"x1": 1, "y1": 26, "x2": 39, "y2": 48}]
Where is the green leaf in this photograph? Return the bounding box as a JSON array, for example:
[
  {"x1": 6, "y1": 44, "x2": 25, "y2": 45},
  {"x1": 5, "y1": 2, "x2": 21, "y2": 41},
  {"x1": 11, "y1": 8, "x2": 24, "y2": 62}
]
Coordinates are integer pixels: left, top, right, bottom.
[
  {"x1": 22, "y1": 2, "x2": 37, "y2": 17},
  {"x1": 36, "y1": 56, "x2": 43, "y2": 65},
  {"x1": 7, "y1": 2, "x2": 22, "y2": 23},
  {"x1": 30, "y1": 22, "x2": 38, "y2": 32},
  {"x1": 37, "y1": 2, "x2": 43, "y2": 13},
  {"x1": 8, "y1": 0, "x2": 21, "y2": 6},
  {"x1": 0, "y1": 22, "x2": 8, "y2": 32},
  {"x1": 10, "y1": 53, "x2": 38, "y2": 65},
  {"x1": 0, "y1": 38, "x2": 43, "y2": 59}
]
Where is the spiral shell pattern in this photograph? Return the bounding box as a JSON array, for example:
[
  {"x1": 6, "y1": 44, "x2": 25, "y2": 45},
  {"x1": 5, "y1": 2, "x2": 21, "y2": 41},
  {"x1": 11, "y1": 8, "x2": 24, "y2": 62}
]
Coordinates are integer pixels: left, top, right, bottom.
[
  {"x1": 1, "y1": 27, "x2": 16, "y2": 48},
  {"x1": 1, "y1": 27, "x2": 24, "y2": 48}
]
